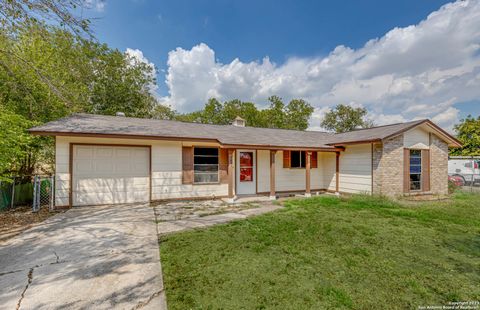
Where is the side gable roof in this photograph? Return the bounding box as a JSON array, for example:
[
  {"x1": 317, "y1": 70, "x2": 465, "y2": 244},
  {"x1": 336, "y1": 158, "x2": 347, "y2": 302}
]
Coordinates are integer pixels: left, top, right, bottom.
[
  {"x1": 29, "y1": 113, "x2": 462, "y2": 148},
  {"x1": 29, "y1": 113, "x2": 337, "y2": 150}
]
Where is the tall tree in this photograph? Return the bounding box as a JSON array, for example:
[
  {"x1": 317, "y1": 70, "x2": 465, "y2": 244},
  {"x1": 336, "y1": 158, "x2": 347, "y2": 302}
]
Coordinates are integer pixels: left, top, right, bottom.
[
  {"x1": 0, "y1": 0, "x2": 93, "y2": 103},
  {"x1": 176, "y1": 96, "x2": 314, "y2": 130},
  {"x1": 321, "y1": 104, "x2": 374, "y2": 133},
  {"x1": 0, "y1": 23, "x2": 158, "y2": 176},
  {"x1": 450, "y1": 115, "x2": 480, "y2": 156}
]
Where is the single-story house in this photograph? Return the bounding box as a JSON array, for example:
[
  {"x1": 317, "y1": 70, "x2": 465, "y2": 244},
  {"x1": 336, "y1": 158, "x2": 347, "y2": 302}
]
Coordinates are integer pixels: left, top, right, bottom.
[{"x1": 29, "y1": 113, "x2": 461, "y2": 208}]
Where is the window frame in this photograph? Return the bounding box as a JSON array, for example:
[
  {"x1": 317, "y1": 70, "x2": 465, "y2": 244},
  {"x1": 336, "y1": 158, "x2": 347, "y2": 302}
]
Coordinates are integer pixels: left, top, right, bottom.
[
  {"x1": 193, "y1": 147, "x2": 220, "y2": 184},
  {"x1": 290, "y1": 151, "x2": 306, "y2": 168},
  {"x1": 289, "y1": 151, "x2": 317, "y2": 169},
  {"x1": 409, "y1": 149, "x2": 422, "y2": 191}
]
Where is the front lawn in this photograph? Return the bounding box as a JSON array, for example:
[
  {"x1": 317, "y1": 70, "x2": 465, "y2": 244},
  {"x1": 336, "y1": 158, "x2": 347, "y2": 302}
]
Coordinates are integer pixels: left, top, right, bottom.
[{"x1": 160, "y1": 192, "x2": 480, "y2": 309}]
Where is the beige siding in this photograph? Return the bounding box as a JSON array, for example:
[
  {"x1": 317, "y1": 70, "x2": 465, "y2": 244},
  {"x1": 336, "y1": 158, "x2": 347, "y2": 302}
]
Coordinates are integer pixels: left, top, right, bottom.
[
  {"x1": 320, "y1": 152, "x2": 336, "y2": 191},
  {"x1": 404, "y1": 127, "x2": 430, "y2": 149},
  {"x1": 55, "y1": 136, "x2": 227, "y2": 206},
  {"x1": 257, "y1": 150, "x2": 324, "y2": 193},
  {"x1": 339, "y1": 144, "x2": 372, "y2": 194}
]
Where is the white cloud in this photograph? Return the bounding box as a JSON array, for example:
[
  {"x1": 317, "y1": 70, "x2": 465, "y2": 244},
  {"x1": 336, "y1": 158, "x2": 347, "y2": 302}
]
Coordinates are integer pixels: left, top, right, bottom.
[
  {"x1": 125, "y1": 48, "x2": 158, "y2": 93},
  {"x1": 85, "y1": 0, "x2": 106, "y2": 12},
  {"x1": 159, "y1": 0, "x2": 480, "y2": 131}
]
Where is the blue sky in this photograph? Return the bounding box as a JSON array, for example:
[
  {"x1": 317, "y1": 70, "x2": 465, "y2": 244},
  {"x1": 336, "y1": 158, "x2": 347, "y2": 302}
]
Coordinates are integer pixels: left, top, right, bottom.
[{"x1": 85, "y1": 0, "x2": 480, "y2": 130}]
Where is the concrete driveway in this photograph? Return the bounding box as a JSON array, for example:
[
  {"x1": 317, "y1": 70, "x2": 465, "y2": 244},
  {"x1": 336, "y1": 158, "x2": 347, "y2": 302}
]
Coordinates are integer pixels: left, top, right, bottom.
[{"x1": 0, "y1": 203, "x2": 166, "y2": 310}]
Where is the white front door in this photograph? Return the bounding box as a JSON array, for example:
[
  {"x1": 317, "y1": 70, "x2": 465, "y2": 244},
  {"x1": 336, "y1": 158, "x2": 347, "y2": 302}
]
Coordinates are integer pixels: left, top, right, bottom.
[{"x1": 236, "y1": 150, "x2": 256, "y2": 195}]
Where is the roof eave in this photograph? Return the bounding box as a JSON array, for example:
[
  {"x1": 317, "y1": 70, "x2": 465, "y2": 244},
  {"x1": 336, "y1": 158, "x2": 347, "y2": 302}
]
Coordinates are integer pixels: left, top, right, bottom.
[
  {"x1": 29, "y1": 130, "x2": 343, "y2": 151},
  {"x1": 325, "y1": 138, "x2": 382, "y2": 146},
  {"x1": 29, "y1": 130, "x2": 221, "y2": 144}
]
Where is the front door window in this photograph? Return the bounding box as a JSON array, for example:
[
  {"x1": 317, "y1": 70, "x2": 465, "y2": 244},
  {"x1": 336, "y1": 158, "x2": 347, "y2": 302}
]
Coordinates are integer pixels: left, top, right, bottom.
[{"x1": 239, "y1": 152, "x2": 253, "y2": 182}]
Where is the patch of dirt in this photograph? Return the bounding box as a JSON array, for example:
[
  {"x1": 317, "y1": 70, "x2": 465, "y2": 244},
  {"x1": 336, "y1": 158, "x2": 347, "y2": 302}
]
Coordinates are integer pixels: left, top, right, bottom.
[
  {"x1": 154, "y1": 200, "x2": 264, "y2": 222},
  {"x1": 0, "y1": 206, "x2": 61, "y2": 243}
]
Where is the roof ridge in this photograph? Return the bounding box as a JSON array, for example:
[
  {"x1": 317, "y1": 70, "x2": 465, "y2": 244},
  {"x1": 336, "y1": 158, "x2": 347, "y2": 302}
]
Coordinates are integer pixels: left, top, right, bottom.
[{"x1": 73, "y1": 113, "x2": 333, "y2": 135}]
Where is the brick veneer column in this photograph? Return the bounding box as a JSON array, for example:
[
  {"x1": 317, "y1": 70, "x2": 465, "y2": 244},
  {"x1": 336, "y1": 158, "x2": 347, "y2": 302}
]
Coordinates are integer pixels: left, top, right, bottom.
[
  {"x1": 430, "y1": 134, "x2": 448, "y2": 195},
  {"x1": 375, "y1": 135, "x2": 405, "y2": 197}
]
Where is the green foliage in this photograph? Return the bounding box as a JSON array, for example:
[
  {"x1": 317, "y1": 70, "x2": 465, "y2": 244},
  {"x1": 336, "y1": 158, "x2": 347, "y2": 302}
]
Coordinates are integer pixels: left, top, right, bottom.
[
  {"x1": 0, "y1": 22, "x2": 158, "y2": 176},
  {"x1": 450, "y1": 115, "x2": 480, "y2": 155},
  {"x1": 0, "y1": 109, "x2": 43, "y2": 179},
  {"x1": 321, "y1": 104, "x2": 374, "y2": 133},
  {"x1": 175, "y1": 96, "x2": 314, "y2": 130},
  {"x1": 161, "y1": 193, "x2": 480, "y2": 309}
]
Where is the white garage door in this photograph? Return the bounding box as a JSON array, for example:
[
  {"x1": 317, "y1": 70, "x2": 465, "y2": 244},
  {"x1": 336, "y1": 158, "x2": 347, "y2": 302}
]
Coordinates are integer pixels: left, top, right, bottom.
[{"x1": 72, "y1": 145, "x2": 150, "y2": 206}]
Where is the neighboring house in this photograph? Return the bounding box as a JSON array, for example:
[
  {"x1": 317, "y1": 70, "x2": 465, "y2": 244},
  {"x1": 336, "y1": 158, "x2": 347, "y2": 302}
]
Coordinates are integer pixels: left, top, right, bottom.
[{"x1": 29, "y1": 114, "x2": 461, "y2": 208}]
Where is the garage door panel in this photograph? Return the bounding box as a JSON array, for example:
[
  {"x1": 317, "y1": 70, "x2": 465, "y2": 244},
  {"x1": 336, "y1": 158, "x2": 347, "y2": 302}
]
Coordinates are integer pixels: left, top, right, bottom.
[
  {"x1": 75, "y1": 177, "x2": 149, "y2": 191},
  {"x1": 95, "y1": 147, "x2": 114, "y2": 157},
  {"x1": 75, "y1": 146, "x2": 94, "y2": 158},
  {"x1": 94, "y1": 161, "x2": 115, "y2": 175},
  {"x1": 74, "y1": 161, "x2": 95, "y2": 174},
  {"x1": 72, "y1": 145, "x2": 150, "y2": 206},
  {"x1": 134, "y1": 149, "x2": 149, "y2": 159}
]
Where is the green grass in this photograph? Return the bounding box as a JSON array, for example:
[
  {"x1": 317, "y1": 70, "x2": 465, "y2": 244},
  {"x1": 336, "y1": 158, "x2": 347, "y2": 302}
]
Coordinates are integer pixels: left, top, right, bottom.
[{"x1": 160, "y1": 192, "x2": 480, "y2": 309}]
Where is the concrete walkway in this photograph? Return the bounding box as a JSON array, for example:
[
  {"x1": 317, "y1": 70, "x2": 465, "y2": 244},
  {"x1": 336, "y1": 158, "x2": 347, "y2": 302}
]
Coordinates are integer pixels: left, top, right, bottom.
[
  {"x1": 156, "y1": 203, "x2": 282, "y2": 235},
  {"x1": 0, "y1": 203, "x2": 166, "y2": 310}
]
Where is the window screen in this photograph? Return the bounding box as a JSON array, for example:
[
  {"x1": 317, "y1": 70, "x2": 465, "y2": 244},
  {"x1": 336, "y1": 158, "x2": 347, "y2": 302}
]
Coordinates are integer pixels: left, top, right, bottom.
[
  {"x1": 409, "y1": 150, "x2": 422, "y2": 190},
  {"x1": 290, "y1": 151, "x2": 306, "y2": 168},
  {"x1": 194, "y1": 148, "x2": 219, "y2": 183}
]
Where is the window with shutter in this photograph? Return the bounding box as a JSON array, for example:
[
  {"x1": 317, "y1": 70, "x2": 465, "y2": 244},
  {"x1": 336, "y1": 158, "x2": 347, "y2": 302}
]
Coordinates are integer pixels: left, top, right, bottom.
[{"x1": 193, "y1": 147, "x2": 219, "y2": 183}]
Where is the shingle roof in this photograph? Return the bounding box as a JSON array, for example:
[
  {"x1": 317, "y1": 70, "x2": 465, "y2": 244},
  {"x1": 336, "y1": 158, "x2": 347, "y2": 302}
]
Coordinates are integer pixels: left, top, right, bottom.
[
  {"x1": 326, "y1": 119, "x2": 428, "y2": 145},
  {"x1": 29, "y1": 113, "x2": 336, "y2": 149},
  {"x1": 29, "y1": 113, "x2": 461, "y2": 148}
]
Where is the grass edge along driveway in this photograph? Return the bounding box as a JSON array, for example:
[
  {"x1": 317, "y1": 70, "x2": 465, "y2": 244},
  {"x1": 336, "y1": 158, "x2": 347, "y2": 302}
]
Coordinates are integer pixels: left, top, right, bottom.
[{"x1": 160, "y1": 192, "x2": 480, "y2": 310}]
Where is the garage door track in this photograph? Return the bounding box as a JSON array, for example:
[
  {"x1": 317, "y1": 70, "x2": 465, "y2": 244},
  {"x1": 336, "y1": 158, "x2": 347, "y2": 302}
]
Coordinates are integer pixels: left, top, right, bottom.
[{"x1": 0, "y1": 204, "x2": 166, "y2": 310}]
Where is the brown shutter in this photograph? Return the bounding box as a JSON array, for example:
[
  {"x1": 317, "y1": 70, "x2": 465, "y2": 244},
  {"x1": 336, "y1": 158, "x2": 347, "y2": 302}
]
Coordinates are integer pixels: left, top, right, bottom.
[
  {"x1": 283, "y1": 151, "x2": 291, "y2": 168},
  {"x1": 422, "y1": 149, "x2": 430, "y2": 192},
  {"x1": 311, "y1": 152, "x2": 318, "y2": 168},
  {"x1": 219, "y1": 148, "x2": 229, "y2": 184},
  {"x1": 403, "y1": 149, "x2": 410, "y2": 193},
  {"x1": 182, "y1": 146, "x2": 193, "y2": 184}
]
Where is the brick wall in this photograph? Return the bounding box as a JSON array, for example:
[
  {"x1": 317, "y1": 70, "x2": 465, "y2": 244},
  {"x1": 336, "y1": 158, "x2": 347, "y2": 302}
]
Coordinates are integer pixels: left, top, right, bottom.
[
  {"x1": 372, "y1": 132, "x2": 449, "y2": 197},
  {"x1": 376, "y1": 135, "x2": 405, "y2": 196},
  {"x1": 372, "y1": 142, "x2": 383, "y2": 194},
  {"x1": 430, "y1": 134, "x2": 449, "y2": 195}
]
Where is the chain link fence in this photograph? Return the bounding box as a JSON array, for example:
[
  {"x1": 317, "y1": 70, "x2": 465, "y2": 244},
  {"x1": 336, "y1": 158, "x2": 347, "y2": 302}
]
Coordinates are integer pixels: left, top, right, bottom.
[
  {"x1": 0, "y1": 175, "x2": 54, "y2": 212},
  {"x1": 448, "y1": 156, "x2": 480, "y2": 193}
]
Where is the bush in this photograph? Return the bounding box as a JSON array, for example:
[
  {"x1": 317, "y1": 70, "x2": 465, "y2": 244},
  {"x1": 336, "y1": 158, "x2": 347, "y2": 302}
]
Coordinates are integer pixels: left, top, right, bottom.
[{"x1": 448, "y1": 179, "x2": 459, "y2": 194}]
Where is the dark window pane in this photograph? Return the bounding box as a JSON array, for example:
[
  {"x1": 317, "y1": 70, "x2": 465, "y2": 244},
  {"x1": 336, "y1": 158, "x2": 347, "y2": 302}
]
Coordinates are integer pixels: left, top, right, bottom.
[
  {"x1": 410, "y1": 149, "x2": 421, "y2": 157},
  {"x1": 290, "y1": 151, "x2": 306, "y2": 168},
  {"x1": 291, "y1": 151, "x2": 301, "y2": 168},
  {"x1": 194, "y1": 148, "x2": 218, "y2": 156},
  {"x1": 410, "y1": 173, "x2": 421, "y2": 190},
  {"x1": 194, "y1": 156, "x2": 218, "y2": 165}
]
